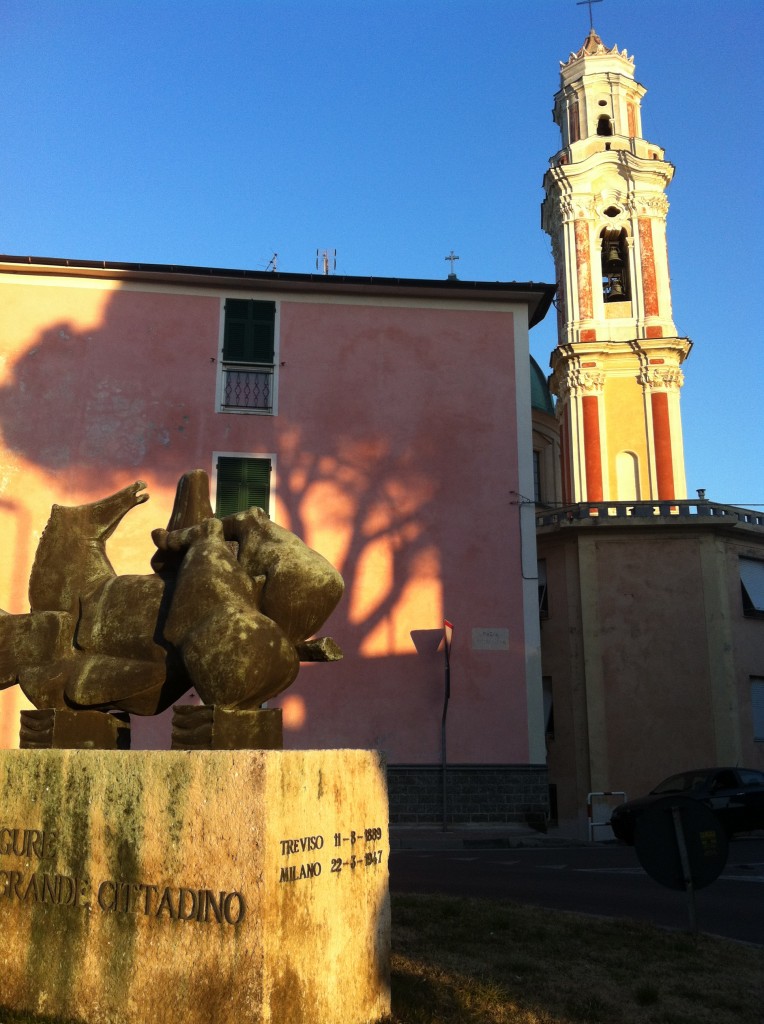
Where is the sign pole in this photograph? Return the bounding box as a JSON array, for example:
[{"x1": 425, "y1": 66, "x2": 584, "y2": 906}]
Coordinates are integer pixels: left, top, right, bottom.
[
  {"x1": 441, "y1": 620, "x2": 453, "y2": 832},
  {"x1": 671, "y1": 805, "x2": 698, "y2": 935}
]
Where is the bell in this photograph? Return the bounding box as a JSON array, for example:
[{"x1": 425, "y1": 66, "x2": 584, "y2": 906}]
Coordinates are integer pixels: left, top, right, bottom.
[
  {"x1": 608, "y1": 278, "x2": 625, "y2": 299},
  {"x1": 604, "y1": 242, "x2": 622, "y2": 268}
]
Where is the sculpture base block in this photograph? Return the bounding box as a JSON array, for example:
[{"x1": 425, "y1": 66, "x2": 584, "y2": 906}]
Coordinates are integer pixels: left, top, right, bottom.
[
  {"x1": 0, "y1": 748, "x2": 390, "y2": 1024},
  {"x1": 171, "y1": 704, "x2": 283, "y2": 750},
  {"x1": 19, "y1": 708, "x2": 130, "y2": 750}
]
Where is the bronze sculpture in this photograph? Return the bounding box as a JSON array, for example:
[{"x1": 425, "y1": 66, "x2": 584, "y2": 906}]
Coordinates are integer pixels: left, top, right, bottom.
[{"x1": 0, "y1": 470, "x2": 344, "y2": 725}]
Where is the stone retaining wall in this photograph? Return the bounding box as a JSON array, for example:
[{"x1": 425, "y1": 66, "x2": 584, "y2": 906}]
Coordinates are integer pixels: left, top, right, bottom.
[{"x1": 387, "y1": 764, "x2": 549, "y2": 827}]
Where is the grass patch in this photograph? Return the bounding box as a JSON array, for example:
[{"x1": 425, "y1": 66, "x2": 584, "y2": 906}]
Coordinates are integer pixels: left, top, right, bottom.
[
  {"x1": 1, "y1": 893, "x2": 762, "y2": 1024},
  {"x1": 385, "y1": 893, "x2": 764, "y2": 1024}
]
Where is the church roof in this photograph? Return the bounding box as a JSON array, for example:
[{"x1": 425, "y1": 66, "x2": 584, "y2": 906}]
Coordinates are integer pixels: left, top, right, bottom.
[
  {"x1": 561, "y1": 29, "x2": 633, "y2": 68},
  {"x1": 530, "y1": 356, "x2": 555, "y2": 415}
]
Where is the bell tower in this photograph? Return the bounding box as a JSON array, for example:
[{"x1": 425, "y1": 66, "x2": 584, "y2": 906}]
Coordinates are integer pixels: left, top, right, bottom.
[{"x1": 541, "y1": 29, "x2": 692, "y2": 503}]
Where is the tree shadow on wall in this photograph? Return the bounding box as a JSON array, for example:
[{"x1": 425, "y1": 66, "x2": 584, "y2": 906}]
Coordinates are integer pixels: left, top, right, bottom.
[
  {"x1": 0, "y1": 293, "x2": 219, "y2": 491},
  {"x1": 273, "y1": 425, "x2": 445, "y2": 659},
  {"x1": 0, "y1": 294, "x2": 450, "y2": 670}
]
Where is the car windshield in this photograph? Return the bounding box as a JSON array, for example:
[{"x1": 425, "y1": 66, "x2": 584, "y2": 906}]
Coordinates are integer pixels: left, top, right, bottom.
[{"x1": 651, "y1": 772, "x2": 709, "y2": 795}]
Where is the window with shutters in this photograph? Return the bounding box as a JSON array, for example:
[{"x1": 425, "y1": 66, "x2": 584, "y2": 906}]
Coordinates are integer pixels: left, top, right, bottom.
[
  {"x1": 740, "y1": 557, "x2": 764, "y2": 618},
  {"x1": 218, "y1": 298, "x2": 277, "y2": 414},
  {"x1": 213, "y1": 454, "x2": 272, "y2": 517}
]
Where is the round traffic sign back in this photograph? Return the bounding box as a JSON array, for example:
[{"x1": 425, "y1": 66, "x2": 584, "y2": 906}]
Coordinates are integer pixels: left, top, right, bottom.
[{"x1": 634, "y1": 797, "x2": 728, "y2": 891}]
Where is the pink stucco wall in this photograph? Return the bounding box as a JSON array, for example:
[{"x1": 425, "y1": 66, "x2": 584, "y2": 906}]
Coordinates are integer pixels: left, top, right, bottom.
[{"x1": 0, "y1": 272, "x2": 530, "y2": 763}]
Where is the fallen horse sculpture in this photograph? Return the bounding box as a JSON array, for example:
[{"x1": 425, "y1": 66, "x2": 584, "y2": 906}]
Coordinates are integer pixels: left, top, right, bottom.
[{"x1": 0, "y1": 470, "x2": 344, "y2": 716}]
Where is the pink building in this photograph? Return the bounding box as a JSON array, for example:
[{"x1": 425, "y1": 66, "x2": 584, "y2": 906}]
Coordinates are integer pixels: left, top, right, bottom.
[{"x1": 0, "y1": 255, "x2": 554, "y2": 822}]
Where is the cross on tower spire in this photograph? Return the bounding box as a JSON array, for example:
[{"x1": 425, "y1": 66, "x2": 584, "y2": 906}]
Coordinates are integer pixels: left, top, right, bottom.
[{"x1": 576, "y1": 0, "x2": 603, "y2": 30}]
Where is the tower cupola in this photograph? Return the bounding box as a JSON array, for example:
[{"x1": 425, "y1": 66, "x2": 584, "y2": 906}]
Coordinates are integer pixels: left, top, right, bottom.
[{"x1": 554, "y1": 30, "x2": 648, "y2": 149}]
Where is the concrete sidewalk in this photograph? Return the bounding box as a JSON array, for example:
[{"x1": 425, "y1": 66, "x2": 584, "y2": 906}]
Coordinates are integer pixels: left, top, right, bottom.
[{"x1": 389, "y1": 822, "x2": 588, "y2": 851}]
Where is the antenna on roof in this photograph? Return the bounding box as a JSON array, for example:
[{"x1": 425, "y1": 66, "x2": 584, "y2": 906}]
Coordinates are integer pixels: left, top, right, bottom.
[
  {"x1": 316, "y1": 249, "x2": 337, "y2": 275},
  {"x1": 266, "y1": 253, "x2": 278, "y2": 272},
  {"x1": 576, "y1": 0, "x2": 603, "y2": 30}
]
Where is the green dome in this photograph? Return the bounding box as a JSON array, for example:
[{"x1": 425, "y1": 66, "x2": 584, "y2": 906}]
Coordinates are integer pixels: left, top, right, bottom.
[{"x1": 530, "y1": 356, "x2": 554, "y2": 414}]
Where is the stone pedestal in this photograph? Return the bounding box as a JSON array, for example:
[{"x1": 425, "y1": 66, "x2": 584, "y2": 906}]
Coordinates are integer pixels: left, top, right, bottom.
[
  {"x1": 0, "y1": 748, "x2": 390, "y2": 1024},
  {"x1": 171, "y1": 704, "x2": 283, "y2": 750},
  {"x1": 19, "y1": 709, "x2": 131, "y2": 750}
]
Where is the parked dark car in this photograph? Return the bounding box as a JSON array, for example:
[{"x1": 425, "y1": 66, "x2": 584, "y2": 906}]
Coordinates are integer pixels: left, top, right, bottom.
[{"x1": 610, "y1": 767, "x2": 764, "y2": 844}]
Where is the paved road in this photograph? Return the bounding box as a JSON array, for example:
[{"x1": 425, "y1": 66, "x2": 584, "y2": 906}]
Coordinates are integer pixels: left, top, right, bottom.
[{"x1": 389, "y1": 837, "x2": 764, "y2": 946}]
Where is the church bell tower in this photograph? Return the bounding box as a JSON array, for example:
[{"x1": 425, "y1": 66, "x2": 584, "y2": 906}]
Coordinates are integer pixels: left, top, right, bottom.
[{"x1": 541, "y1": 29, "x2": 692, "y2": 503}]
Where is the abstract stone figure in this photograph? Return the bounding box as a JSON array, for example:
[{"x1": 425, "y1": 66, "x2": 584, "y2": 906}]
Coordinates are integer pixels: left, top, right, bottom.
[{"x1": 0, "y1": 471, "x2": 344, "y2": 716}]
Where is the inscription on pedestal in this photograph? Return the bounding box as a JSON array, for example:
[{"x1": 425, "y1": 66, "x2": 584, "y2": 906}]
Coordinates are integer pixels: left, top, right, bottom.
[
  {"x1": 0, "y1": 823, "x2": 245, "y2": 925},
  {"x1": 277, "y1": 826, "x2": 385, "y2": 883},
  {"x1": 1, "y1": 820, "x2": 387, "y2": 904}
]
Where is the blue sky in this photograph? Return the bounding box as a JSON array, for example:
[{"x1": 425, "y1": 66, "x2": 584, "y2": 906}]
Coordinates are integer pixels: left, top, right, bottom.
[{"x1": 2, "y1": 0, "x2": 762, "y2": 504}]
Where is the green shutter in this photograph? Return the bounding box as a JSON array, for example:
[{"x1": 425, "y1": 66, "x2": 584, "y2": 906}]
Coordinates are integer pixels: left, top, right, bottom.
[
  {"x1": 223, "y1": 299, "x2": 275, "y2": 364},
  {"x1": 215, "y1": 456, "x2": 271, "y2": 516}
]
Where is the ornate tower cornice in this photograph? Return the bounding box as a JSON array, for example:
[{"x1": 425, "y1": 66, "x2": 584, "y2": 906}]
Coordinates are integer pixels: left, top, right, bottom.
[
  {"x1": 553, "y1": 367, "x2": 606, "y2": 400},
  {"x1": 561, "y1": 29, "x2": 634, "y2": 69},
  {"x1": 638, "y1": 367, "x2": 685, "y2": 391}
]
